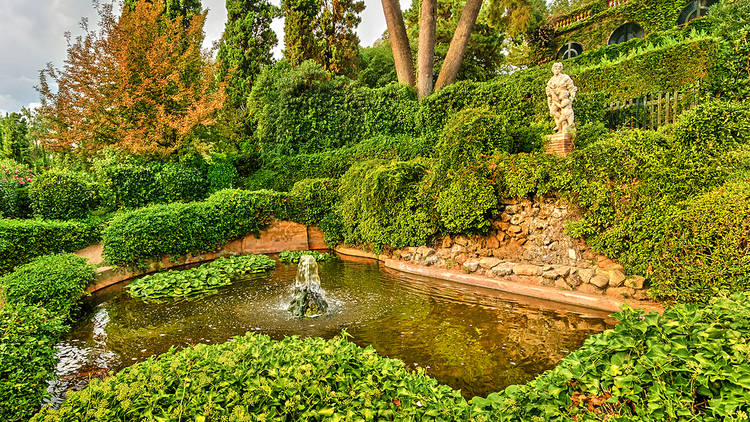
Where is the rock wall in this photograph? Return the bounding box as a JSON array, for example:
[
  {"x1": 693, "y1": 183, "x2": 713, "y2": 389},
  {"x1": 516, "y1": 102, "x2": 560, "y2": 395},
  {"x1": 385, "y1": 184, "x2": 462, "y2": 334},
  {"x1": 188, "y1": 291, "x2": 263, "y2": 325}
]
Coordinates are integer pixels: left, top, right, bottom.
[{"x1": 395, "y1": 197, "x2": 648, "y2": 300}]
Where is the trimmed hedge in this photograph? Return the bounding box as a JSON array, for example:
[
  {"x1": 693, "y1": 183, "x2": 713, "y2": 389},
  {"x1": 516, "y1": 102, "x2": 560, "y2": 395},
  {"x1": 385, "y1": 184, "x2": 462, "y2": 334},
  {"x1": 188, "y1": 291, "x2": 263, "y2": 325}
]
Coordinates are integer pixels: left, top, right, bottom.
[
  {"x1": 29, "y1": 170, "x2": 93, "y2": 220},
  {"x1": 102, "y1": 189, "x2": 287, "y2": 267},
  {"x1": 32, "y1": 333, "x2": 470, "y2": 421},
  {"x1": 0, "y1": 219, "x2": 101, "y2": 275},
  {"x1": 97, "y1": 163, "x2": 161, "y2": 209},
  {"x1": 0, "y1": 254, "x2": 96, "y2": 320},
  {"x1": 1, "y1": 304, "x2": 66, "y2": 422}
]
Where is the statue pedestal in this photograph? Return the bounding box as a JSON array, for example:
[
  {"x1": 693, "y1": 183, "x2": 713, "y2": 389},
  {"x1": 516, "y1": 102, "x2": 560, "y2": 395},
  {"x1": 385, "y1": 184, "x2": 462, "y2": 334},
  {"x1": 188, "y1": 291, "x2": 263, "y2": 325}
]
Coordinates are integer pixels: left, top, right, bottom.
[{"x1": 546, "y1": 133, "x2": 574, "y2": 157}]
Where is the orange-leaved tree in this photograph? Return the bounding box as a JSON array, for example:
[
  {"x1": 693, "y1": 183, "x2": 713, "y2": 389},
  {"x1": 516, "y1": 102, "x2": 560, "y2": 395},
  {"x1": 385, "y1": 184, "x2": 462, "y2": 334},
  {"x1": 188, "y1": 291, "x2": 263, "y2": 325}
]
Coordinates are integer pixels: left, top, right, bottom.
[{"x1": 37, "y1": 1, "x2": 225, "y2": 158}]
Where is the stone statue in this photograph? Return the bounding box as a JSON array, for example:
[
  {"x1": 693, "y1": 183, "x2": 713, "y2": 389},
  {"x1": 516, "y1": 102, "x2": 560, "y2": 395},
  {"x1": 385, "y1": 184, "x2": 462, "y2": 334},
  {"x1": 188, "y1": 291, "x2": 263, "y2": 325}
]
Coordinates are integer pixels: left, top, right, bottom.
[{"x1": 546, "y1": 62, "x2": 578, "y2": 134}]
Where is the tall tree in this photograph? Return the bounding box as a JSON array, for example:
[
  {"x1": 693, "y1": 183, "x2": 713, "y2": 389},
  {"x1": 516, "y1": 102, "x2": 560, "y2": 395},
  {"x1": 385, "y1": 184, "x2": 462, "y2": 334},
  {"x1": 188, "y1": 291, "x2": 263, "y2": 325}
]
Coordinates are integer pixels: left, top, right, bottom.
[
  {"x1": 218, "y1": 0, "x2": 279, "y2": 108},
  {"x1": 316, "y1": 0, "x2": 365, "y2": 76},
  {"x1": 123, "y1": 0, "x2": 202, "y2": 23},
  {"x1": 417, "y1": 0, "x2": 437, "y2": 98},
  {"x1": 0, "y1": 113, "x2": 29, "y2": 164},
  {"x1": 434, "y1": 0, "x2": 483, "y2": 90},
  {"x1": 37, "y1": 0, "x2": 225, "y2": 158},
  {"x1": 283, "y1": 0, "x2": 322, "y2": 66},
  {"x1": 283, "y1": 0, "x2": 365, "y2": 76},
  {"x1": 381, "y1": 0, "x2": 415, "y2": 86}
]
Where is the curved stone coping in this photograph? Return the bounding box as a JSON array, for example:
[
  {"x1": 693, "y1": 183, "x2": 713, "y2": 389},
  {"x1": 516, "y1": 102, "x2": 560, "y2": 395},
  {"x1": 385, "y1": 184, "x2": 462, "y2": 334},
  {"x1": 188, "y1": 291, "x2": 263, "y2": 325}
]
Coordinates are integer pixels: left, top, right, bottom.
[
  {"x1": 81, "y1": 221, "x2": 327, "y2": 294},
  {"x1": 334, "y1": 247, "x2": 663, "y2": 314}
]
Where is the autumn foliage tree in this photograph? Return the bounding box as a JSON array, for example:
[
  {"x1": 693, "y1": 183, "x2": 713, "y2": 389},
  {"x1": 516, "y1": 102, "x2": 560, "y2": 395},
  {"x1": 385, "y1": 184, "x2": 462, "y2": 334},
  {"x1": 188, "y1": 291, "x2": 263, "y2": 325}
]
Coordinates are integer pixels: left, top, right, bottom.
[
  {"x1": 37, "y1": 1, "x2": 225, "y2": 158},
  {"x1": 283, "y1": 0, "x2": 365, "y2": 76}
]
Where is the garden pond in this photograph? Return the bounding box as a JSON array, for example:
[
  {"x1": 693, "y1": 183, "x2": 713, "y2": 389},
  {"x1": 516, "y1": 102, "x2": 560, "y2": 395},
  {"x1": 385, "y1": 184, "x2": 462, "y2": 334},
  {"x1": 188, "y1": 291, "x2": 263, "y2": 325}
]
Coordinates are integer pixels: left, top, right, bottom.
[{"x1": 48, "y1": 256, "x2": 614, "y2": 404}]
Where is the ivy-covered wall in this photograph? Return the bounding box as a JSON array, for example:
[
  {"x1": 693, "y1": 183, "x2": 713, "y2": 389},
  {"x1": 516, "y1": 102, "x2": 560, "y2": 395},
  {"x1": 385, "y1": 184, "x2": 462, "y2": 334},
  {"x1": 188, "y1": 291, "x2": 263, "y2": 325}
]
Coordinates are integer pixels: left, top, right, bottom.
[{"x1": 552, "y1": 0, "x2": 697, "y2": 55}]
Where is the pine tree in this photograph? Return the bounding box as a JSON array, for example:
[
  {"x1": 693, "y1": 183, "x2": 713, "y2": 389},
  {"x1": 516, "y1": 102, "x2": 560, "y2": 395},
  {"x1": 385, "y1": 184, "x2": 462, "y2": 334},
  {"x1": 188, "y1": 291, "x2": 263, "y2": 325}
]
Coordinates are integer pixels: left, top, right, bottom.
[
  {"x1": 218, "y1": 0, "x2": 279, "y2": 109},
  {"x1": 283, "y1": 0, "x2": 320, "y2": 66}
]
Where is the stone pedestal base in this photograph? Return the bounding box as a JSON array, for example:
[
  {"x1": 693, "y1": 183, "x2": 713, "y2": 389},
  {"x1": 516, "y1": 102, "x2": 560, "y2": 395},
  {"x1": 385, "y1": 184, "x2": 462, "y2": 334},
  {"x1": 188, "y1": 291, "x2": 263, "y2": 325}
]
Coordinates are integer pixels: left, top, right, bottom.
[{"x1": 546, "y1": 133, "x2": 574, "y2": 157}]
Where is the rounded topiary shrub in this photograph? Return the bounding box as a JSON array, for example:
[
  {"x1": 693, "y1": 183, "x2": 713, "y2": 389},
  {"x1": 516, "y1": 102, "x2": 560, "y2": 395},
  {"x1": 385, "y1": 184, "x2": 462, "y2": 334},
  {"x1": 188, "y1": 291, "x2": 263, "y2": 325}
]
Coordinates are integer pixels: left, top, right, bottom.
[
  {"x1": 289, "y1": 178, "x2": 339, "y2": 225},
  {"x1": 436, "y1": 108, "x2": 512, "y2": 170},
  {"x1": 156, "y1": 163, "x2": 208, "y2": 203},
  {"x1": 437, "y1": 170, "x2": 497, "y2": 233},
  {"x1": 30, "y1": 169, "x2": 92, "y2": 220}
]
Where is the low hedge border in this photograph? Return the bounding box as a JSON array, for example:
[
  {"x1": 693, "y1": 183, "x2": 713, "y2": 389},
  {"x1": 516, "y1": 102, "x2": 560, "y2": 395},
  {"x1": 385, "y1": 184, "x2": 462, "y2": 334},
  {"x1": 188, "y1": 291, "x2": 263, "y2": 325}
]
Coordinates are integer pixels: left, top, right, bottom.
[{"x1": 0, "y1": 219, "x2": 101, "y2": 275}]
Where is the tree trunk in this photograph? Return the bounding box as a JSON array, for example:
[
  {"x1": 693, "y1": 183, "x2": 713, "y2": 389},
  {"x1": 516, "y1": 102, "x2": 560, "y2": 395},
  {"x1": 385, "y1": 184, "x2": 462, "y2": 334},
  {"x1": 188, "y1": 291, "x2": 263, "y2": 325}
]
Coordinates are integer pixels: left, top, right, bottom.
[
  {"x1": 381, "y1": 0, "x2": 415, "y2": 86},
  {"x1": 434, "y1": 0, "x2": 483, "y2": 91},
  {"x1": 417, "y1": 0, "x2": 436, "y2": 99}
]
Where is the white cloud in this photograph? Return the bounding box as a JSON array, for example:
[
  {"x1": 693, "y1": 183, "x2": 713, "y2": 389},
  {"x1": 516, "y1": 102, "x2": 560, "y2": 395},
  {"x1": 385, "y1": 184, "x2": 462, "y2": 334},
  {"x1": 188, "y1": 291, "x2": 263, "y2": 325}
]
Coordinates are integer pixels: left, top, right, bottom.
[{"x1": 0, "y1": 0, "x2": 409, "y2": 112}]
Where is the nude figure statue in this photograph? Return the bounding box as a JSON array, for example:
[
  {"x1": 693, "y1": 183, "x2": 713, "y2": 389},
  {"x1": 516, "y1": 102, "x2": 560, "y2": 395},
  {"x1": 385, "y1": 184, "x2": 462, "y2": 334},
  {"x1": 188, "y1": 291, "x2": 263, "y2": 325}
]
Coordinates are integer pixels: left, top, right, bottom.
[{"x1": 546, "y1": 62, "x2": 578, "y2": 134}]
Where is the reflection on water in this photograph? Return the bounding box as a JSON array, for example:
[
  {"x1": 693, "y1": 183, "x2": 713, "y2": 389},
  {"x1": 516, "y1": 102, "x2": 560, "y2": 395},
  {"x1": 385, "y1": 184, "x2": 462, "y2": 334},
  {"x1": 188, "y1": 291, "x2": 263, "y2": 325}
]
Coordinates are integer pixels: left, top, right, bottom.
[{"x1": 49, "y1": 258, "x2": 614, "y2": 405}]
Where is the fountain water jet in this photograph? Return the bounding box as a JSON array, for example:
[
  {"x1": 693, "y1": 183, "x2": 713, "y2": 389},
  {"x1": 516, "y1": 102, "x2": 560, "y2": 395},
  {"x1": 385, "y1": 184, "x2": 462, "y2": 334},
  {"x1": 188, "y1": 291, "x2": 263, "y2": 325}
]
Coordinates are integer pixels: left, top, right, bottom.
[{"x1": 287, "y1": 255, "x2": 329, "y2": 318}]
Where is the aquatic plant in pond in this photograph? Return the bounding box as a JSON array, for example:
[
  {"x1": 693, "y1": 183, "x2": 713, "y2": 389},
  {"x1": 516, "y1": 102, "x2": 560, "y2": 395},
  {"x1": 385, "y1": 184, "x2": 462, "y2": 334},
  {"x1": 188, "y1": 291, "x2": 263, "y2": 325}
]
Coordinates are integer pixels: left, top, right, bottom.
[
  {"x1": 288, "y1": 255, "x2": 329, "y2": 318},
  {"x1": 278, "y1": 249, "x2": 336, "y2": 263},
  {"x1": 126, "y1": 254, "x2": 275, "y2": 301}
]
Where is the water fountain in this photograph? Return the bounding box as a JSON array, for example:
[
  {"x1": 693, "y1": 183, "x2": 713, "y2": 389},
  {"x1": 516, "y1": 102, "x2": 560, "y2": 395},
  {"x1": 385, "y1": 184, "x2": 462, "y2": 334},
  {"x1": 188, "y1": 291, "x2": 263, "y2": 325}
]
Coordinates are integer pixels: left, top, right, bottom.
[{"x1": 287, "y1": 255, "x2": 329, "y2": 318}]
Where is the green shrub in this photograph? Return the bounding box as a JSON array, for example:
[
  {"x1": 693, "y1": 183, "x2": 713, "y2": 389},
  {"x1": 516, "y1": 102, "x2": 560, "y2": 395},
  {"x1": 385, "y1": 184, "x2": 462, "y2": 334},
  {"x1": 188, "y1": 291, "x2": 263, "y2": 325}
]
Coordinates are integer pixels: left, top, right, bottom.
[
  {"x1": 97, "y1": 163, "x2": 161, "y2": 209},
  {"x1": 649, "y1": 183, "x2": 750, "y2": 302},
  {"x1": 0, "y1": 219, "x2": 101, "y2": 275},
  {"x1": 249, "y1": 61, "x2": 419, "y2": 155},
  {"x1": 207, "y1": 188, "x2": 291, "y2": 221},
  {"x1": 29, "y1": 169, "x2": 93, "y2": 220},
  {"x1": 156, "y1": 163, "x2": 208, "y2": 203},
  {"x1": 670, "y1": 100, "x2": 750, "y2": 152},
  {"x1": 338, "y1": 160, "x2": 437, "y2": 251},
  {"x1": 250, "y1": 134, "x2": 432, "y2": 191},
  {"x1": 0, "y1": 161, "x2": 33, "y2": 218},
  {"x1": 127, "y1": 254, "x2": 275, "y2": 301},
  {"x1": 278, "y1": 250, "x2": 336, "y2": 263},
  {"x1": 0, "y1": 304, "x2": 66, "y2": 422},
  {"x1": 472, "y1": 293, "x2": 750, "y2": 421},
  {"x1": 437, "y1": 171, "x2": 498, "y2": 234},
  {"x1": 288, "y1": 178, "x2": 339, "y2": 225},
  {"x1": 435, "y1": 109, "x2": 512, "y2": 170},
  {"x1": 0, "y1": 254, "x2": 96, "y2": 320},
  {"x1": 32, "y1": 333, "x2": 470, "y2": 421},
  {"x1": 102, "y1": 190, "x2": 285, "y2": 267},
  {"x1": 206, "y1": 157, "x2": 239, "y2": 193}
]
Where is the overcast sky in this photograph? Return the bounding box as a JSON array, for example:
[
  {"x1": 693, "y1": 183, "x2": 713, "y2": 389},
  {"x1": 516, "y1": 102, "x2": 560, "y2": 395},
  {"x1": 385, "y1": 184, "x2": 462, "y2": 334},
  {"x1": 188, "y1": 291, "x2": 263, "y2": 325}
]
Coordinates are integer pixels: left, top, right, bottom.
[{"x1": 0, "y1": 0, "x2": 405, "y2": 114}]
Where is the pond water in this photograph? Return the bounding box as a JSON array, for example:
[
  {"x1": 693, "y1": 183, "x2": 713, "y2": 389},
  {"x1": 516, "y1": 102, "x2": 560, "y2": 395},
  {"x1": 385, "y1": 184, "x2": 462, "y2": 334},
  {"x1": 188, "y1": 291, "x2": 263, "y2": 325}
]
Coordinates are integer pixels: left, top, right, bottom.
[{"x1": 49, "y1": 257, "x2": 614, "y2": 404}]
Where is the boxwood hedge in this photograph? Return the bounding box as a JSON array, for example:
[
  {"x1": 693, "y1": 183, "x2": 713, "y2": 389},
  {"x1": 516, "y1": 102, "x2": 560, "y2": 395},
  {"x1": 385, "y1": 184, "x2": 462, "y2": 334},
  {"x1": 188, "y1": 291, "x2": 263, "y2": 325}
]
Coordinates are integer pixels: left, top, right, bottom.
[
  {"x1": 0, "y1": 219, "x2": 101, "y2": 275},
  {"x1": 102, "y1": 189, "x2": 288, "y2": 267}
]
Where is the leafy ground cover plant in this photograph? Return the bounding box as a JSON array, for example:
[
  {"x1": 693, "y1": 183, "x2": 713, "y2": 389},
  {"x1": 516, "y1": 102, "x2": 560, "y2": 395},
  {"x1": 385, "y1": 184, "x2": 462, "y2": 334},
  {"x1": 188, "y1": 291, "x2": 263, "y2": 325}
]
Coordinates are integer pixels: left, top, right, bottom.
[
  {"x1": 471, "y1": 292, "x2": 750, "y2": 421},
  {"x1": 278, "y1": 250, "x2": 336, "y2": 264},
  {"x1": 0, "y1": 253, "x2": 96, "y2": 320},
  {"x1": 32, "y1": 332, "x2": 471, "y2": 421},
  {"x1": 126, "y1": 254, "x2": 276, "y2": 301},
  {"x1": 0, "y1": 304, "x2": 67, "y2": 422}
]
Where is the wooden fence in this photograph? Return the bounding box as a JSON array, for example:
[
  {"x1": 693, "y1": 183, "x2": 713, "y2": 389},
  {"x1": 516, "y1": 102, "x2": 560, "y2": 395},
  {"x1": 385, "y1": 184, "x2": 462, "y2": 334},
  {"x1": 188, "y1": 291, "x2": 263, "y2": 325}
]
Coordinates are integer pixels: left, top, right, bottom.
[{"x1": 604, "y1": 88, "x2": 700, "y2": 130}]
